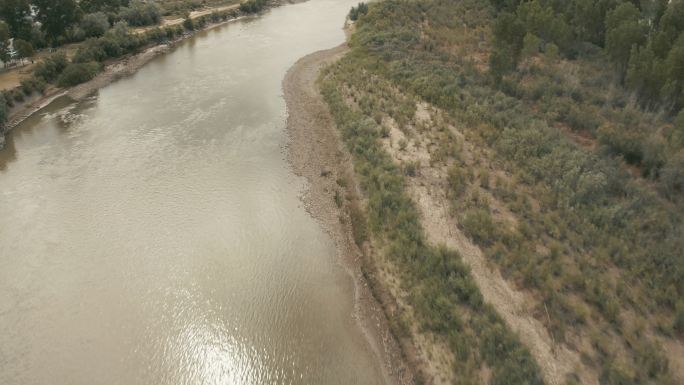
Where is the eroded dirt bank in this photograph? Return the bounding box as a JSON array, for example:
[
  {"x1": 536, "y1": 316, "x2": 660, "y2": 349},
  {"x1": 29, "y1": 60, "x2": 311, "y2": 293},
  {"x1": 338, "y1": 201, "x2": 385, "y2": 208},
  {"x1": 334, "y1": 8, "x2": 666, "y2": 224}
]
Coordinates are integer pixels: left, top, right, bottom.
[{"x1": 283, "y1": 44, "x2": 416, "y2": 385}]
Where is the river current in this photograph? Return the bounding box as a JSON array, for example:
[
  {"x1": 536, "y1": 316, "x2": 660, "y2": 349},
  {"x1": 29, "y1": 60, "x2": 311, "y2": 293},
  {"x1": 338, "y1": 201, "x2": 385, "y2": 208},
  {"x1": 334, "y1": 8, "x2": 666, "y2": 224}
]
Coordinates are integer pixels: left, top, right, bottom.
[{"x1": 0, "y1": 1, "x2": 385, "y2": 384}]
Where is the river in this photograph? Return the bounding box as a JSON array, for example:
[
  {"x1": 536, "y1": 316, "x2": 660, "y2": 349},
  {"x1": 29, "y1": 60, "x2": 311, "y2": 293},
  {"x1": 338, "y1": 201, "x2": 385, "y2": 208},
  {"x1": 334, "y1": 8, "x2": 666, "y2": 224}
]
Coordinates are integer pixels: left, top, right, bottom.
[{"x1": 0, "y1": 1, "x2": 386, "y2": 384}]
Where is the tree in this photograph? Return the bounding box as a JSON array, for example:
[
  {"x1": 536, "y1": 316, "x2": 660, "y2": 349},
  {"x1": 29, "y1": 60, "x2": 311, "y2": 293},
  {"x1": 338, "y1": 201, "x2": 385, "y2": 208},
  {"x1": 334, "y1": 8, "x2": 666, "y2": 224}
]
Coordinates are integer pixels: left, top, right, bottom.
[
  {"x1": 0, "y1": 92, "x2": 7, "y2": 127},
  {"x1": 657, "y1": 0, "x2": 684, "y2": 52},
  {"x1": 0, "y1": 21, "x2": 11, "y2": 66},
  {"x1": 33, "y1": 52, "x2": 68, "y2": 82},
  {"x1": 79, "y1": 0, "x2": 129, "y2": 13},
  {"x1": 675, "y1": 300, "x2": 684, "y2": 334},
  {"x1": 182, "y1": 14, "x2": 194, "y2": 31},
  {"x1": 516, "y1": 0, "x2": 553, "y2": 41},
  {"x1": 521, "y1": 32, "x2": 542, "y2": 57},
  {"x1": 33, "y1": 0, "x2": 83, "y2": 43},
  {"x1": 118, "y1": 0, "x2": 161, "y2": 27},
  {"x1": 660, "y1": 149, "x2": 684, "y2": 199},
  {"x1": 626, "y1": 43, "x2": 666, "y2": 105},
  {"x1": 493, "y1": 11, "x2": 526, "y2": 55},
  {"x1": 13, "y1": 38, "x2": 33, "y2": 64},
  {"x1": 662, "y1": 34, "x2": 684, "y2": 108},
  {"x1": 605, "y1": 2, "x2": 648, "y2": 77},
  {"x1": 349, "y1": 2, "x2": 368, "y2": 21},
  {"x1": 0, "y1": 0, "x2": 31, "y2": 40},
  {"x1": 673, "y1": 108, "x2": 684, "y2": 149},
  {"x1": 80, "y1": 12, "x2": 110, "y2": 38},
  {"x1": 571, "y1": 0, "x2": 620, "y2": 46},
  {"x1": 57, "y1": 62, "x2": 101, "y2": 87}
]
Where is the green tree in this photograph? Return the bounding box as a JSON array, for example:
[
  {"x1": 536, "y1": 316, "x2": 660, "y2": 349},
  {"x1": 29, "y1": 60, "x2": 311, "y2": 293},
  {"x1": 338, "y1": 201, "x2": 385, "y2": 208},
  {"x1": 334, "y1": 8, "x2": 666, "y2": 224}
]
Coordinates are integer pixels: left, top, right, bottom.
[
  {"x1": 79, "y1": 0, "x2": 129, "y2": 13},
  {"x1": 662, "y1": 34, "x2": 684, "y2": 107},
  {"x1": 34, "y1": 0, "x2": 83, "y2": 43},
  {"x1": 517, "y1": 0, "x2": 570, "y2": 49},
  {"x1": 118, "y1": 0, "x2": 161, "y2": 27},
  {"x1": 656, "y1": 0, "x2": 684, "y2": 54},
  {"x1": 571, "y1": 0, "x2": 620, "y2": 46},
  {"x1": 57, "y1": 62, "x2": 101, "y2": 87},
  {"x1": 674, "y1": 300, "x2": 684, "y2": 334},
  {"x1": 349, "y1": 2, "x2": 368, "y2": 21},
  {"x1": 493, "y1": 11, "x2": 525, "y2": 55},
  {"x1": 0, "y1": 92, "x2": 7, "y2": 126},
  {"x1": 13, "y1": 38, "x2": 33, "y2": 64},
  {"x1": 0, "y1": 0, "x2": 31, "y2": 39},
  {"x1": 80, "y1": 12, "x2": 110, "y2": 38},
  {"x1": 605, "y1": 2, "x2": 648, "y2": 77},
  {"x1": 0, "y1": 21, "x2": 11, "y2": 66},
  {"x1": 660, "y1": 149, "x2": 684, "y2": 199},
  {"x1": 521, "y1": 32, "x2": 542, "y2": 57},
  {"x1": 182, "y1": 13, "x2": 194, "y2": 31},
  {"x1": 626, "y1": 43, "x2": 667, "y2": 105}
]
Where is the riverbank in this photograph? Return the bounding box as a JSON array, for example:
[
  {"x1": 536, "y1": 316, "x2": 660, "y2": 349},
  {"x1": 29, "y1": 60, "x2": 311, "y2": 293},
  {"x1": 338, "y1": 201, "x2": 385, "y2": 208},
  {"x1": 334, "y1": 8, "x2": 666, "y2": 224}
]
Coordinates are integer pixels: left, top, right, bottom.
[
  {"x1": 283, "y1": 39, "x2": 418, "y2": 385},
  {"x1": 0, "y1": 0, "x2": 293, "y2": 150}
]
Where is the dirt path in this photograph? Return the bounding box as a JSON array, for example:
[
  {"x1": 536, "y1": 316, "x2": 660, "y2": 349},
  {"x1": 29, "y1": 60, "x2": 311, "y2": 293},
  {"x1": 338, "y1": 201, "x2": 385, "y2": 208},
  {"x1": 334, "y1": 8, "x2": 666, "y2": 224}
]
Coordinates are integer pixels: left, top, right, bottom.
[
  {"x1": 283, "y1": 43, "x2": 415, "y2": 385},
  {"x1": 377, "y1": 112, "x2": 597, "y2": 385},
  {"x1": 132, "y1": 2, "x2": 243, "y2": 34},
  {"x1": 165, "y1": 3, "x2": 242, "y2": 26}
]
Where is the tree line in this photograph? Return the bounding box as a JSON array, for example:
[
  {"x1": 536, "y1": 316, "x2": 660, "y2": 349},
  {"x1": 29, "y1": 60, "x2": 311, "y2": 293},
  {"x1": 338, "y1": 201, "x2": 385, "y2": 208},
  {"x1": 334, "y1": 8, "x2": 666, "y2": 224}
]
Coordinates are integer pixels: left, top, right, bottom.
[
  {"x1": 490, "y1": 0, "x2": 684, "y2": 111},
  {"x1": 490, "y1": 0, "x2": 684, "y2": 200},
  {"x1": 0, "y1": 0, "x2": 163, "y2": 58}
]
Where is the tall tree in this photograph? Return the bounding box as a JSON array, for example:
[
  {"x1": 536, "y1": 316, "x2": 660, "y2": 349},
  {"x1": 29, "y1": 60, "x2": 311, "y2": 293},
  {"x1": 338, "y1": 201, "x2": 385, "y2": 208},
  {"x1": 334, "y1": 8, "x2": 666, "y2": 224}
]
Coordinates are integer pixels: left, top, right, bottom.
[
  {"x1": 14, "y1": 38, "x2": 33, "y2": 63},
  {"x1": 605, "y1": 2, "x2": 647, "y2": 77},
  {"x1": 79, "y1": 0, "x2": 129, "y2": 13},
  {"x1": 33, "y1": 0, "x2": 83, "y2": 43},
  {"x1": 571, "y1": 0, "x2": 620, "y2": 46},
  {"x1": 0, "y1": 0, "x2": 31, "y2": 39},
  {"x1": 0, "y1": 21, "x2": 11, "y2": 66}
]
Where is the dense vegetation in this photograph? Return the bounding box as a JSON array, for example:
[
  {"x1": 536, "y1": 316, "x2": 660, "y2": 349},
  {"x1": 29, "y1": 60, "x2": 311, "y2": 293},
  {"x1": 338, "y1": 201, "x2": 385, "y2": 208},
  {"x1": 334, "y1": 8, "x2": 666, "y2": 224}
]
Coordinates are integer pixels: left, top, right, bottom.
[
  {"x1": 322, "y1": 58, "x2": 545, "y2": 385},
  {"x1": 325, "y1": 0, "x2": 684, "y2": 384},
  {"x1": 489, "y1": 0, "x2": 684, "y2": 193}
]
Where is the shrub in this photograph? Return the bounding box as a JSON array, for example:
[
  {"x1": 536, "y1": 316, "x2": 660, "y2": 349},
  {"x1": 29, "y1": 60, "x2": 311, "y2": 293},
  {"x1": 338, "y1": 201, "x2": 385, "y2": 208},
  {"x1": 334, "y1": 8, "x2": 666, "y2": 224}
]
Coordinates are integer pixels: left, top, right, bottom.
[
  {"x1": 33, "y1": 53, "x2": 69, "y2": 82},
  {"x1": 20, "y1": 77, "x2": 47, "y2": 95},
  {"x1": 119, "y1": 0, "x2": 162, "y2": 27},
  {"x1": 0, "y1": 93, "x2": 7, "y2": 124},
  {"x1": 183, "y1": 16, "x2": 194, "y2": 31},
  {"x1": 660, "y1": 150, "x2": 684, "y2": 200},
  {"x1": 447, "y1": 164, "x2": 467, "y2": 198},
  {"x1": 57, "y1": 62, "x2": 102, "y2": 87},
  {"x1": 462, "y1": 208, "x2": 497, "y2": 246},
  {"x1": 81, "y1": 12, "x2": 110, "y2": 38},
  {"x1": 674, "y1": 301, "x2": 684, "y2": 334},
  {"x1": 349, "y1": 203, "x2": 368, "y2": 247},
  {"x1": 349, "y1": 2, "x2": 368, "y2": 21},
  {"x1": 240, "y1": 0, "x2": 268, "y2": 14}
]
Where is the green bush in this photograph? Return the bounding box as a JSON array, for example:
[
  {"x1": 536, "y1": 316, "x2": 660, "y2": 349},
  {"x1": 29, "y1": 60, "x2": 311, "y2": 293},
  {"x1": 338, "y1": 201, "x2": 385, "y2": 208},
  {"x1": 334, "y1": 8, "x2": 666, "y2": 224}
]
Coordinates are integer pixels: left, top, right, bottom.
[
  {"x1": 462, "y1": 208, "x2": 497, "y2": 246},
  {"x1": 118, "y1": 0, "x2": 162, "y2": 27},
  {"x1": 349, "y1": 2, "x2": 368, "y2": 21},
  {"x1": 240, "y1": 0, "x2": 268, "y2": 14},
  {"x1": 57, "y1": 62, "x2": 102, "y2": 87},
  {"x1": 81, "y1": 12, "x2": 110, "y2": 38},
  {"x1": 33, "y1": 53, "x2": 69, "y2": 82}
]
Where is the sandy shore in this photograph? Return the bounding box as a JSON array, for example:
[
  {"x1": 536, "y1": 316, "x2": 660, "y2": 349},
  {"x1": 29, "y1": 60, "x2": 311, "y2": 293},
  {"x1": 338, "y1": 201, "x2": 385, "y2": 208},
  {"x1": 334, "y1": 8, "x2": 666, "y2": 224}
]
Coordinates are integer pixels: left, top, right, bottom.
[{"x1": 283, "y1": 42, "x2": 417, "y2": 385}]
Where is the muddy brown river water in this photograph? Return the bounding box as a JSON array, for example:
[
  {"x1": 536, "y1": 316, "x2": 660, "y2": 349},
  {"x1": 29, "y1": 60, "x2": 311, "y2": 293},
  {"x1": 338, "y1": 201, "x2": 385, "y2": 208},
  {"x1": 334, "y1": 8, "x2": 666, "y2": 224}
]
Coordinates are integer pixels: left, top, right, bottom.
[{"x1": 0, "y1": 1, "x2": 386, "y2": 384}]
